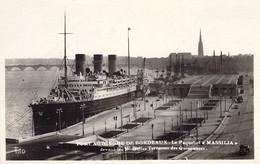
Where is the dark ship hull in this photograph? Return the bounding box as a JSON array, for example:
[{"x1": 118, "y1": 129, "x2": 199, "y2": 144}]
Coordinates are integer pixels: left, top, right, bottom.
[{"x1": 31, "y1": 91, "x2": 136, "y2": 135}]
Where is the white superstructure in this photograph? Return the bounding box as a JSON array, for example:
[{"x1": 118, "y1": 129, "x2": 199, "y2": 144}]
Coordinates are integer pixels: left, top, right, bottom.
[{"x1": 57, "y1": 72, "x2": 137, "y2": 101}]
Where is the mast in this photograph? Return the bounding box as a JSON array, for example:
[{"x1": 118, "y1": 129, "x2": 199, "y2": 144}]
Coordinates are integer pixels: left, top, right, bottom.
[
  {"x1": 128, "y1": 27, "x2": 131, "y2": 76},
  {"x1": 181, "y1": 55, "x2": 184, "y2": 77},
  {"x1": 59, "y1": 12, "x2": 72, "y2": 88},
  {"x1": 220, "y1": 51, "x2": 223, "y2": 72},
  {"x1": 170, "y1": 54, "x2": 172, "y2": 71},
  {"x1": 174, "y1": 54, "x2": 177, "y2": 76},
  {"x1": 169, "y1": 54, "x2": 172, "y2": 77},
  {"x1": 213, "y1": 50, "x2": 216, "y2": 73},
  {"x1": 64, "y1": 14, "x2": 67, "y2": 88}
]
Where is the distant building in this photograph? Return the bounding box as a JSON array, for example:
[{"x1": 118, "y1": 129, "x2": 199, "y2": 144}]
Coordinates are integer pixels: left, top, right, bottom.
[
  {"x1": 198, "y1": 29, "x2": 204, "y2": 57},
  {"x1": 177, "y1": 52, "x2": 192, "y2": 58}
]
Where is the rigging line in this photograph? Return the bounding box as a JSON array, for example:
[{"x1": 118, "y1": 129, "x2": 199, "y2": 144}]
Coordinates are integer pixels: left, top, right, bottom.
[
  {"x1": 51, "y1": 59, "x2": 64, "y2": 89},
  {"x1": 59, "y1": 57, "x2": 73, "y2": 75},
  {"x1": 59, "y1": 58, "x2": 64, "y2": 70},
  {"x1": 52, "y1": 69, "x2": 59, "y2": 89},
  {"x1": 19, "y1": 114, "x2": 34, "y2": 138},
  {"x1": 18, "y1": 118, "x2": 29, "y2": 138},
  {"x1": 6, "y1": 107, "x2": 31, "y2": 125},
  {"x1": 6, "y1": 105, "x2": 32, "y2": 128},
  {"x1": 6, "y1": 110, "x2": 31, "y2": 129},
  {"x1": 52, "y1": 57, "x2": 71, "y2": 89},
  {"x1": 67, "y1": 58, "x2": 74, "y2": 74},
  {"x1": 9, "y1": 16, "x2": 75, "y2": 135},
  {"x1": 33, "y1": 58, "x2": 52, "y2": 98},
  {"x1": 68, "y1": 59, "x2": 76, "y2": 72},
  {"x1": 7, "y1": 58, "x2": 53, "y2": 129}
]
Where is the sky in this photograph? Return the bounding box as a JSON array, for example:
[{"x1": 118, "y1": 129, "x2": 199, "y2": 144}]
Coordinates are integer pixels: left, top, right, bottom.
[{"x1": 0, "y1": 0, "x2": 260, "y2": 59}]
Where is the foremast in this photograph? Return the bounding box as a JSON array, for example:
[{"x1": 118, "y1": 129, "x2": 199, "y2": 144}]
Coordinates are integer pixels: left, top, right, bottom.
[{"x1": 59, "y1": 12, "x2": 72, "y2": 88}]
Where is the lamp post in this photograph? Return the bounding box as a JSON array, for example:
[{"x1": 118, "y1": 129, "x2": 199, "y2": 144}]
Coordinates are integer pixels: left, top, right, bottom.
[
  {"x1": 151, "y1": 124, "x2": 154, "y2": 139},
  {"x1": 179, "y1": 106, "x2": 182, "y2": 128},
  {"x1": 134, "y1": 98, "x2": 137, "y2": 124},
  {"x1": 128, "y1": 109, "x2": 131, "y2": 122},
  {"x1": 120, "y1": 105, "x2": 123, "y2": 130},
  {"x1": 220, "y1": 94, "x2": 222, "y2": 118},
  {"x1": 204, "y1": 111, "x2": 206, "y2": 123},
  {"x1": 151, "y1": 102, "x2": 156, "y2": 119},
  {"x1": 113, "y1": 116, "x2": 118, "y2": 130},
  {"x1": 190, "y1": 101, "x2": 193, "y2": 124},
  {"x1": 80, "y1": 104, "x2": 86, "y2": 136},
  {"x1": 105, "y1": 120, "x2": 107, "y2": 132},
  {"x1": 180, "y1": 106, "x2": 183, "y2": 139},
  {"x1": 171, "y1": 117, "x2": 174, "y2": 130},
  {"x1": 177, "y1": 114, "x2": 179, "y2": 126},
  {"x1": 186, "y1": 107, "x2": 187, "y2": 119},
  {"x1": 164, "y1": 121, "x2": 166, "y2": 134},
  {"x1": 196, "y1": 102, "x2": 199, "y2": 141},
  {"x1": 162, "y1": 94, "x2": 164, "y2": 104},
  {"x1": 144, "y1": 94, "x2": 146, "y2": 111},
  {"x1": 224, "y1": 89, "x2": 227, "y2": 112},
  {"x1": 56, "y1": 108, "x2": 63, "y2": 133},
  {"x1": 144, "y1": 98, "x2": 150, "y2": 118},
  {"x1": 141, "y1": 111, "x2": 144, "y2": 125},
  {"x1": 147, "y1": 101, "x2": 150, "y2": 118}
]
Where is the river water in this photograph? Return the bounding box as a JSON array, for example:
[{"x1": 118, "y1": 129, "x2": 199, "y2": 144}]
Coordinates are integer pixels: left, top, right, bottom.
[
  {"x1": 5, "y1": 70, "x2": 58, "y2": 138},
  {"x1": 5, "y1": 67, "x2": 155, "y2": 139}
]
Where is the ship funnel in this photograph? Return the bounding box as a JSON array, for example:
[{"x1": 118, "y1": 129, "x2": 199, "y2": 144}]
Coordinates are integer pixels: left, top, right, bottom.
[
  {"x1": 93, "y1": 54, "x2": 103, "y2": 73},
  {"x1": 75, "y1": 54, "x2": 86, "y2": 76},
  {"x1": 108, "y1": 54, "x2": 117, "y2": 75}
]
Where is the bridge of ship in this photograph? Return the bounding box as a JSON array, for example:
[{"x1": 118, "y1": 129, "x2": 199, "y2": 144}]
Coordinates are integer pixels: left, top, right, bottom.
[
  {"x1": 169, "y1": 74, "x2": 238, "y2": 98},
  {"x1": 5, "y1": 65, "x2": 72, "y2": 71}
]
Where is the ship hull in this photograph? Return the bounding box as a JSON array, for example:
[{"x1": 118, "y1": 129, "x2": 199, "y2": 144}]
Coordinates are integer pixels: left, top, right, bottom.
[{"x1": 31, "y1": 91, "x2": 136, "y2": 135}]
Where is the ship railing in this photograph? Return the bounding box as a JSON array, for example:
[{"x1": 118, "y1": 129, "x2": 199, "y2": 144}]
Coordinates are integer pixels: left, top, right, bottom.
[
  {"x1": 38, "y1": 99, "x2": 89, "y2": 104},
  {"x1": 30, "y1": 96, "x2": 87, "y2": 105}
]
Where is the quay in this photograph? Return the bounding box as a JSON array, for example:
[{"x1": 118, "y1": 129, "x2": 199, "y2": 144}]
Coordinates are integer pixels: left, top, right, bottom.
[{"x1": 6, "y1": 73, "x2": 251, "y2": 160}]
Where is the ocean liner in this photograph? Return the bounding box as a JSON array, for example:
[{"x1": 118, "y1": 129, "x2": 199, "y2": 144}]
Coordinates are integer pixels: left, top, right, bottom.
[{"x1": 29, "y1": 15, "x2": 139, "y2": 135}]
